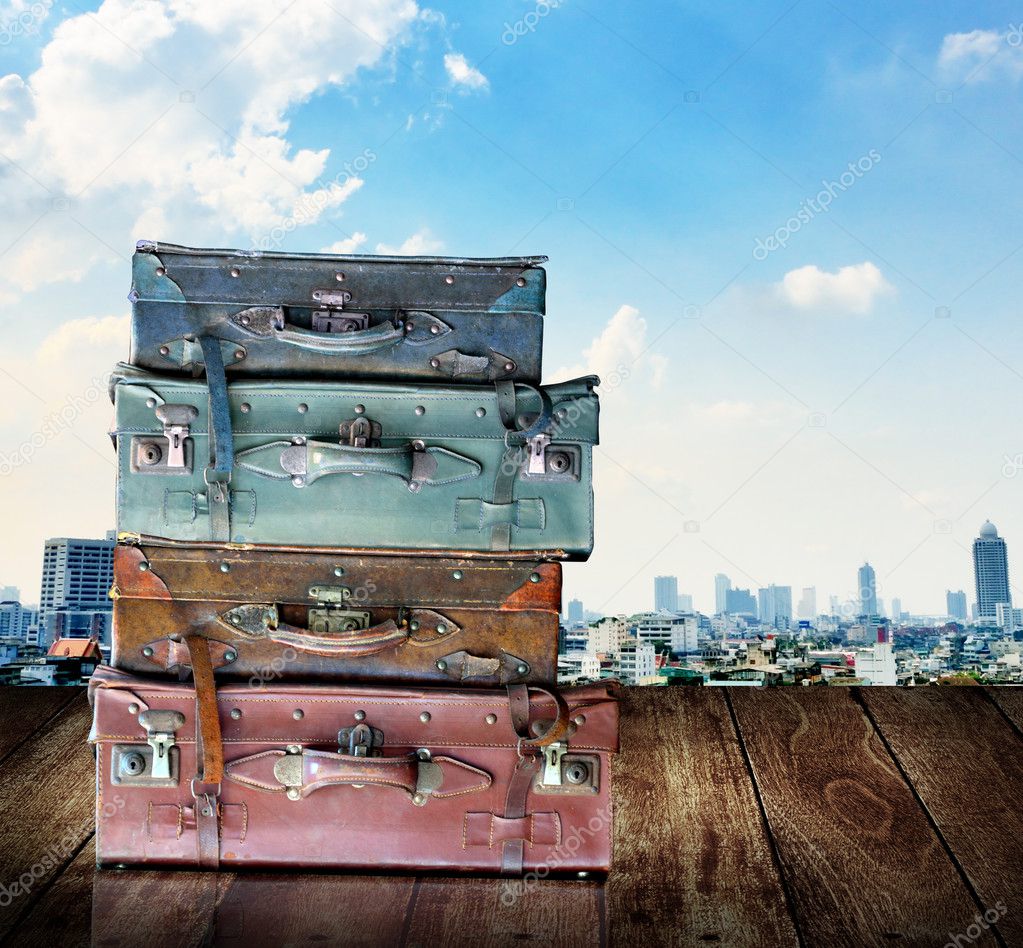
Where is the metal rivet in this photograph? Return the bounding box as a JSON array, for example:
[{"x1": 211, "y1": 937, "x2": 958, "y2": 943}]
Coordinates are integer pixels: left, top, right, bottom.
[
  {"x1": 335, "y1": 272, "x2": 345, "y2": 282},
  {"x1": 504, "y1": 362, "x2": 515, "y2": 371},
  {"x1": 292, "y1": 436, "x2": 306, "y2": 445},
  {"x1": 419, "y1": 712, "x2": 431, "y2": 723},
  {"x1": 145, "y1": 397, "x2": 156, "y2": 408},
  {"x1": 417, "y1": 748, "x2": 432, "y2": 761},
  {"x1": 429, "y1": 325, "x2": 441, "y2": 335},
  {"x1": 485, "y1": 714, "x2": 498, "y2": 725},
  {"x1": 452, "y1": 570, "x2": 463, "y2": 580},
  {"x1": 240, "y1": 314, "x2": 251, "y2": 325},
  {"x1": 354, "y1": 404, "x2": 365, "y2": 414},
  {"x1": 234, "y1": 349, "x2": 245, "y2": 360},
  {"x1": 444, "y1": 275, "x2": 455, "y2": 285},
  {"x1": 128, "y1": 703, "x2": 139, "y2": 714},
  {"x1": 224, "y1": 651, "x2": 237, "y2": 662},
  {"x1": 412, "y1": 793, "x2": 426, "y2": 806},
  {"x1": 230, "y1": 267, "x2": 240, "y2": 278},
  {"x1": 231, "y1": 615, "x2": 241, "y2": 625},
  {"x1": 354, "y1": 710, "x2": 366, "y2": 722},
  {"x1": 292, "y1": 476, "x2": 306, "y2": 487},
  {"x1": 138, "y1": 561, "x2": 150, "y2": 572},
  {"x1": 409, "y1": 620, "x2": 420, "y2": 631},
  {"x1": 201, "y1": 806, "x2": 213, "y2": 817},
  {"x1": 436, "y1": 660, "x2": 447, "y2": 671},
  {"x1": 293, "y1": 709, "x2": 304, "y2": 720},
  {"x1": 430, "y1": 358, "x2": 440, "y2": 368},
  {"x1": 230, "y1": 708, "x2": 242, "y2": 720},
  {"x1": 574, "y1": 714, "x2": 586, "y2": 726},
  {"x1": 529, "y1": 572, "x2": 541, "y2": 583},
  {"x1": 240, "y1": 403, "x2": 251, "y2": 413},
  {"x1": 517, "y1": 664, "x2": 528, "y2": 675},
  {"x1": 159, "y1": 346, "x2": 170, "y2": 356},
  {"x1": 414, "y1": 405, "x2": 426, "y2": 416},
  {"x1": 155, "y1": 266, "x2": 166, "y2": 276},
  {"x1": 220, "y1": 562, "x2": 231, "y2": 573},
  {"x1": 287, "y1": 744, "x2": 301, "y2": 754},
  {"x1": 412, "y1": 439, "x2": 426, "y2": 451},
  {"x1": 287, "y1": 788, "x2": 300, "y2": 801},
  {"x1": 475, "y1": 407, "x2": 486, "y2": 418},
  {"x1": 297, "y1": 403, "x2": 308, "y2": 413},
  {"x1": 142, "y1": 647, "x2": 153, "y2": 658},
  {"x1": 436, "y1": 624, "x2": 448, "y2": 635},
  {"x1": 333, "y1": 567, "x2": 344, "y2": 577},
  {"x1": 577, "y1": 871, "x2": 590, "y2": 879},
  {"x1": 516, "y1": 277, "x2": 527, "y2": 287}
]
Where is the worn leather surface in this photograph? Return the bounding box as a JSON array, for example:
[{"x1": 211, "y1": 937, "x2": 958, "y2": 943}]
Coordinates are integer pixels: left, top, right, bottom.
[
  {"x1": 91, "y1": 667, "x2": 618, "y2": 873},
  {"x1": 111, "y1": 365, "x2": 598, "y2": 556},
  {"x1": 130, "y1": 243, "x2": 545, "y2": 383},
  {"x1": 112, "y1": 543, "x2": 560, "y2": 685}
]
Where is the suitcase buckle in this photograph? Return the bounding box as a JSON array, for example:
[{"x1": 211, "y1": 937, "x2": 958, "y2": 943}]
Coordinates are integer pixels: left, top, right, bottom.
[
  {"x1": 339, "y1": 416, "x2": 382, "y2": 448},
  {"x1": 339, "y1": 723, "x2": 383, "y2": 757}
]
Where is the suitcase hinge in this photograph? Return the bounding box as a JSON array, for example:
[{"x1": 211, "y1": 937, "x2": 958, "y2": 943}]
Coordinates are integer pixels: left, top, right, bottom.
[{"x1": 309, "y1": 289, "x2": 370, "y2": 333}]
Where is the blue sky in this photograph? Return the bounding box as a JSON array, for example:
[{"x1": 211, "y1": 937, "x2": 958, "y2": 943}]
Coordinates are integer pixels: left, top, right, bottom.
[{"x1": 0, "y1": 0, "x2": 1021, "y2": 616}]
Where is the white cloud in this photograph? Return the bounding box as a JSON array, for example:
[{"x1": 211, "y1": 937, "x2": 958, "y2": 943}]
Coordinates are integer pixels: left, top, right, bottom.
[
  {"x1": 375, "y1": 229, "x2": 445, "y2": 255},
  {"x1": 35, "y1": 314, "x2": 130, "y2": 366},
  {"x1": 938, "y1": 29, "x2": 1023, "y2": 82},
  {"x1": 775, "y1": 262, "x2": 893, "y2": 315},
  {"x1": 320, "y1": 233, "x2": 367, "y2": 254},
  {"x1": 551, "y1": 304, "x2": 667, "y2": 387},
  {"x1": 444, "y1": 52, "x2": 488, "y2": 91},
  {"x1": 0, "y1": 0, "x2": 422, "y2": 301}
]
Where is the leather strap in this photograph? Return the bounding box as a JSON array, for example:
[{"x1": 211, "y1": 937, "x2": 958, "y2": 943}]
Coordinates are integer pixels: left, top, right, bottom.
[
  {"x1": 199, "y1": 335, "x2": 233, "y2": 543},
  {"x1": 193, "y1": 791, "x2": 220, "y2": 869},
  {"x1": 184, "y1": 635, "x2": 223, "y2": 784},
  {"x1": 507, "y1": 684, "x2": 571, "y2": 750},
  {"x1": 501, "y1": 754, "x2": 540, "y2": 875}
]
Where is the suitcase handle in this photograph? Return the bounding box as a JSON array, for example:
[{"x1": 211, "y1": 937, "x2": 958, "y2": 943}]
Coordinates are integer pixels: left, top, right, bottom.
[
  {"x1": 218, "y1": 605, "x2": 461, "y2": 657},
  {"x1": 225, "y1": 747, "x2": 492, "y2": 804},
  {"x1": 230, "y1": 306, "x2": 453, "y2": 355}
]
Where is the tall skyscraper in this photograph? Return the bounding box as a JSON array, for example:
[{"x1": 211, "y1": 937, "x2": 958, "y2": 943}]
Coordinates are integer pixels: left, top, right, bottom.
[
  {"x1": 567, "y1": 598, "x2": 584, "y2": 625},
  {"x1": 677, "y1": 593, "x2": 694, "y2": 612},
  {"x1": 797, "y1": 586, "x2": 817, "y2": 620},
  {"x1": 891, "y1": 597, "x2": 903, "y2": 621},
  {"x1": 725, "y1": 587, "x2": 757, "y2": 615},
  {"x1": 757, "y1": 585, "x2": 792, "y2": 630},
  {"x1": 946, "y1": 590, "x2": 968, "y2": 622},
  {"x1": 973, "y1": 521, "x2": 1011, "y2": 621},
  {"x1": 714, "y1": 574, "x2": 731, "y2": 614},
  {"x1": 654, "y1": 575, "x2": 678, "y2": 612},
  {"x1": 39, "y1": 535, "x2": 115, "y2": 645},
  {"x1": 857, "y1": 563, "x2": 878, "y2": 617}
]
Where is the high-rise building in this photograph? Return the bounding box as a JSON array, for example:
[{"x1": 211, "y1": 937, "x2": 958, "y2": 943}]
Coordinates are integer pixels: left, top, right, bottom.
[
  {"x1": 797, "y1": 587, "x2": 817, "y2": 620},
  {"x1": 653, "y1": 575, "x2": 678, "y2": 612},
  {"x1": 725, "y1": 587, "x2": 757, "y2": 615},
  {"x1": 857, "y1": 563, "x2": 878, "y2": 617},
  {"x1": 714, "y1": 574, "x2": 731, "y2": 614},
  {"x1": 0, "y1": 601, "x2": 37, "y2": 640},
  {"x1": 0, "y1": 586, "x2": 19, "y2": 602},
  {"x1": 566, "y1": 598, "x2": 584, "y2": 625},
  {"x1": 946, "y1": 590, "x2": 968, "y2": 622},
  {"x1": 39, "y1": 535, "x2": 115, "y2": 645},
  {"x1": 855, "y1": 626, "x2": 897, "y2": 685},
  {"x1": 995, "y1": 603, "x2": 1022, "y2": 632},
  {"x1": 973, "y1": 521, "x2": 1011, "y2": 621},
  {"x1": 757, "y1": 585, "x2": 792, "y2": 630},
  {"x1": 677, "y1": 593, "x2": 694, "y2": 612},
  {"x1": 891, "y1": 597, "x2": 903, "y2": 622}
]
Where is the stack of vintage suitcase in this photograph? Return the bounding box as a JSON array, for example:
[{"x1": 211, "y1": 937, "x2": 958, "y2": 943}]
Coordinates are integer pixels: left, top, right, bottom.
[{"x1": 90, "y1": 241, "x2": 618, "y2": 875}]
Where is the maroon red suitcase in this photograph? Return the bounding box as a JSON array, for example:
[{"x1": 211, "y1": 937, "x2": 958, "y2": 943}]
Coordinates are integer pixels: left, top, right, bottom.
[{"x1": 90, "y1": 666, "x2": 619, "y2": 875}]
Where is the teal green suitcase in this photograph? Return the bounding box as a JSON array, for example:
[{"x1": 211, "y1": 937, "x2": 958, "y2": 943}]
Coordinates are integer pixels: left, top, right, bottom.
[{"x1": 110, "y1": 366, "x2": 598, "y2": 558}]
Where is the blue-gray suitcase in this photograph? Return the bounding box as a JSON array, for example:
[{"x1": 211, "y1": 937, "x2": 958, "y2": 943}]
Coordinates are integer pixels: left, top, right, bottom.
[{"x1": 129, "y1": 242, "x2": 545, "y2": 384}]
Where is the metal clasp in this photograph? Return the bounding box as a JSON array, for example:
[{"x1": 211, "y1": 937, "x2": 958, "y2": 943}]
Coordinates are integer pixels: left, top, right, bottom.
[
  {"x1": 526, "y1": 434, "x2": 550, "y2": 475},
  {"x1": 309, "y1": 289, "x2": 370, "y2": 333},
  {"x1": 156, "y1": 404, "x2": 199, "y2": 469},
  {"x1": 138, "y1": 709, "x2": 186, "y2": 781},
  {"x1": 339, "y1": 416, "x2": 382, "y2": 448},
  {"x1": 338, "y1": 723, "x2": 384, "y2": 757},
  {"x1": 541, "y1": 742, "x2": 567, "y2": 786}
]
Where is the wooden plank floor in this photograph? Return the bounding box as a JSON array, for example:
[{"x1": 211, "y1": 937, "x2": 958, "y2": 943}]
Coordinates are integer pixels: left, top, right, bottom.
[{"x1": 1, "y1": 685, "x2": 1021, "y2": 947}]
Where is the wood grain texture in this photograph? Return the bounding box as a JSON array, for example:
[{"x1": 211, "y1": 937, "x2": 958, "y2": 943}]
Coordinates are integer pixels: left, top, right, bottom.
[
  {"x1": 863, "y1": 687, "x2": 1023, "y2": 944},
  {"x1": 8, "y1": 838, "x2": 95, "y2": 948},
  {"x1": 0, "y1": 686, "x2": 81, "y2": 764},
  {"x1": 405, "y1": 877, "x2": 602, "y2": 948},
  {"x1": 607, "y1": 687, "x2": 798, "y2": 947},
  {"x1": 0, "y1": 693, "x2": 95, "y2": 941},
  {"x1": 985, "y1": 686, "x2": 1023, "y2": 734},
  {"x1": 729, "y1": 688, "x2": 995, "y2": 947}
]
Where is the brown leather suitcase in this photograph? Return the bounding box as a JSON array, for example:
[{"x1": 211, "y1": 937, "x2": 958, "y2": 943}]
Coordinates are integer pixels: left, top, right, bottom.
[
  {"x1": 89, "y1": 665, "x2": 618, "y2": 875},
  {"x1": 111, "y1": 539, "x2": 561, "y2": 687}
]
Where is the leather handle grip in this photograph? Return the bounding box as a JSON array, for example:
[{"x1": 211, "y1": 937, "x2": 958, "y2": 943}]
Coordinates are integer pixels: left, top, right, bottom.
[
  {"x1": 274, "y1": 320, "x2": 404, "y2": 353},
  {"x1": 268, "y1": 618, "x2": 407, "y2": 657}
]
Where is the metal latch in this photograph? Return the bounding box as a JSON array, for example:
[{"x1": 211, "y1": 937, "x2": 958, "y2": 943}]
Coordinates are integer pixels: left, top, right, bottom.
[
  {"x1": 131, "y1": 404, "x2": 199, "y2": 475},
  {"x1": 139, "y1": 709, "x2": 185, "y2": 780},
  {"x1": 310, "y1": 289, "x2": 370, "y2": 333},
  {"x1": 338, "y1": 723, "x2": 383, "y2": 757},
  {"x1": 521, "y1": 435, "x2": 580, "y2": 481},
  {"x1": 306, "y1": 585, "x2": 370, "y2": 635},
  {"x1": 541, "y1": 741, "x2": 567, "y2": 786},
  {"x1": 535, "y1": 744, "x2": 601, "y2": 795},
  {"x1": 339, "y1": 416, "x2": 382, "y2": 448}
]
